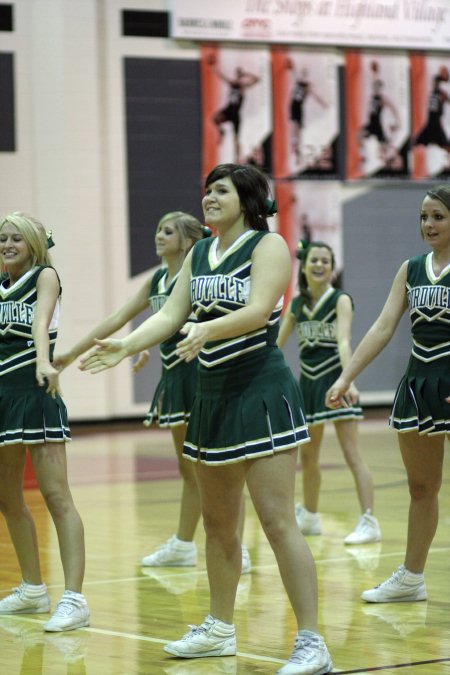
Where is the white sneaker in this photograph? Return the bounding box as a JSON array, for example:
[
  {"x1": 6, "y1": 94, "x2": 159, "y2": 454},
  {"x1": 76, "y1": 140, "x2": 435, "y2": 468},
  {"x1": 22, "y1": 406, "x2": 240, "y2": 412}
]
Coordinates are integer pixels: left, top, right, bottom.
[
  {"x1": 0, "y1": 582, "x2": 50, "y2": 615},
  {"x1": 295, "y1": 505, "x2": 321, "y2": 535},
  {"x1": 164, "y1": 614, "x2": 236, "y2": 658},
  {"x1": 277, "y1": 630, "x2": 333, "y2": 674},
  {"x1": 43, "y1": 591, "x2": 90, "y2": 632},
  {"x1": 361, "y1": 565, "x2": 427, "y2": 603},
  {"x1": 241, "y1": 544, "x2": 251, "y2": 575},
  {"x1": 141, "y1": 535, "x2": 197, "y2": 567},
  {"x1": 345, "y1": 510, "x2": 381, "y2": 545}
]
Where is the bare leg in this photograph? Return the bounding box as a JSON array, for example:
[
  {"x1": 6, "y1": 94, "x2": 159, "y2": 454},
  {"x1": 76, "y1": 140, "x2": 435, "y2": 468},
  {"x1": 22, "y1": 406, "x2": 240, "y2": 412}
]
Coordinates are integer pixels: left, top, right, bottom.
[
  {"x1": 290, "y1": 122, "x2": 301, "y2": 165},
  {"x1": 334, "y1": 419, "x2": 374, "y2": 512},
  {"x1": 171, "y1": 424, "x2": 202, "y2": 542},
  {"x1": 173, "y1": 424, "x2": 246, "y2": 544},
  {"x1": 213, "y1": 113, "x2": 225, "y2": 144},
  {"x1": 234, "y1": 132, "x2": 241, "y2": 164},
  {"x1": 30, "y1": 443, "x2": 85, "y2": 592},
  {"x1": 237, "y1": 491, "x2": 246, "y2": 541},
  {"x1": 195, "y1": 462, "x2": 246, "y2": 623},
  {"x1": 247, "y1": 448, "x2": 318, "y2": 630},
  {"x1": 0, "y1": 445, "x2": 42, "y2": 584},
  {"x1": 300, "y1": 425, "x2": 323, "y2": 513},
  {"x1": 398, "y1": 431, "x2": 445, "y2": 573}
]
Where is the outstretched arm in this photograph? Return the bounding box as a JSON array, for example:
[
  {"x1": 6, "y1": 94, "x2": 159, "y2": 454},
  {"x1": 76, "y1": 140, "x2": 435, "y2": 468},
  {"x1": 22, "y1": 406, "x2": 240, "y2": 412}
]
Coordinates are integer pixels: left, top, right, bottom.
[
  {"x1": 53, "y1": 268, "x2": 158, "y2": 371},
  {"x1": 211, "y1": 65, "x2": 231, "y2": 84},
  {"x1": 80, "y1": 255, "x2": 193, "y2": 373},
  {"x1": 326, "y1": 261, "x2": 408, "y2": 408},
  {"x1": 335, "y1": 293, "x2": 359, "y2": 405},
  {"x1": 241, "y1": 72, "x2": 260, "y2": 88}
]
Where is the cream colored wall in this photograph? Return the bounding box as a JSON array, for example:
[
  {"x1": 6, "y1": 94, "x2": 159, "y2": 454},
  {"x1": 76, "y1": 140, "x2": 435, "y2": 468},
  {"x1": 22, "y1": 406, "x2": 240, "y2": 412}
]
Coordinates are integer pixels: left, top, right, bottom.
[{"x1": 0, "y1": 0, "x2": 195, "y2": 420}]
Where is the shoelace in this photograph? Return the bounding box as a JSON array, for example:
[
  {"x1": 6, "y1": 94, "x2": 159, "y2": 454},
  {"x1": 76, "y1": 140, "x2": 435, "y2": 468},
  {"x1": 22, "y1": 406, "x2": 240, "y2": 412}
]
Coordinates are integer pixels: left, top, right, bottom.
[
  {"x1": 6, "y1": 584, "x2": 46, "y2": 603},
  {"x1": 183, "y1": 619, "x2": 213, "y2": 637},
  {"x1": 52, "y1": 599, "x2": 77, "y2": 617},
  {"x1": 10, "y1": 584, "x2": 33, "y2": 599},
  {"x1": 290, "y1": 635, "x2": 322, "y2": 664},
  {"x1": 356, "y1": 519, "x2": 372, "y2": 534},
  {"x1": 155, "y1": 539, "x2": 173, "y2": 552},
  {"x1": 376, "y1": 567, "x2": 405, "y2": 589}
]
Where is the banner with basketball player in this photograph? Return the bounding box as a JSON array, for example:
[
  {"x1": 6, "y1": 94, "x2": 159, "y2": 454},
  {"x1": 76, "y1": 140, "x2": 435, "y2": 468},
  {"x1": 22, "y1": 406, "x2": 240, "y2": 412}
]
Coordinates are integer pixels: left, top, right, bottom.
[
  {"x1": 201, "y1": 45, "x2": 272, "y2": 178},
  {"x1": 275, "y1": 181, "x2": 342, "y2": 307},
  {"x1": 345, "y1": 51, "x2": 411, "y2": 180},
  {"x1": 271, "y1": 48, "x2": 340, "y2": 180},
  {"x1": 410, "y1": 54, "x2": 450, "y2": 180}
]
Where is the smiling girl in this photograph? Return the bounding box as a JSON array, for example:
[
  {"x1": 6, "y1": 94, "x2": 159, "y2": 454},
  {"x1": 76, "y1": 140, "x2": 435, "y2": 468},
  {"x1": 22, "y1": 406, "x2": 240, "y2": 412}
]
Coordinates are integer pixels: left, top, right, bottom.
[
  {"x1": 0, "y1": 212, "x2": 89, "y2": 632},
  {"x1": 278, "y1": 241, "x2": 381, "y2": 546},
  {"x1": 326, "y1": 184, "x2": 450, "y2": 603},
  {"x1": 53, "y1": 212, "x2": 252, "y2": 572},
  {"x1": 79, "y1": 164, "x2": 333, "y2": 675}
]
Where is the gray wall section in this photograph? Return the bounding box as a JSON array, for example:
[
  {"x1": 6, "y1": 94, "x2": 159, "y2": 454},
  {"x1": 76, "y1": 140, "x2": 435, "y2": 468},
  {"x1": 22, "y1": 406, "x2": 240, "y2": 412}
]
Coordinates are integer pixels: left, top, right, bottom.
[
  {"x1": 124, "y1": 57, "x2": 203, "y2": 278},
  {"x1": 0, "y1": 52, "x2": 15, "y2": 151},
  {"x1": 341, "y1": 184, "x2": 430, "y2": 399},
  {"x1": 125, "y1": 56, "x2": 203, "y2": 405},
  {"x1": 131, "y1": 309, "x2": 159, "y2": 408},
  {"x1": 284, "y1": 183, "x2": 434, "y2": 405}
]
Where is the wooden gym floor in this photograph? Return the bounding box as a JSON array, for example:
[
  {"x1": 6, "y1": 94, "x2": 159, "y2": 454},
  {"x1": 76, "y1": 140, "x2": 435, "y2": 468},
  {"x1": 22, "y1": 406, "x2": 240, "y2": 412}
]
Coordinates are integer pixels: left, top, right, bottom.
[{"x1": 0, "y1": 413, "x2": 449, "y2": 674}]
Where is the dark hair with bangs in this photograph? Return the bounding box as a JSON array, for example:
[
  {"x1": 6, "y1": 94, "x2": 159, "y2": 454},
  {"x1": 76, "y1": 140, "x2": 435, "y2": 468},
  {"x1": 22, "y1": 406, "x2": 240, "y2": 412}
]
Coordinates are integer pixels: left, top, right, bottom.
[
  {"x1": 204, "y1": 163, "x2": 271, "y2": 231},
  {"x1": 426, "y1": 185, "x2": 450, "y2": 212},
  {"x1": 296, "y1": 240, "x2": 336, "y2": 317}
]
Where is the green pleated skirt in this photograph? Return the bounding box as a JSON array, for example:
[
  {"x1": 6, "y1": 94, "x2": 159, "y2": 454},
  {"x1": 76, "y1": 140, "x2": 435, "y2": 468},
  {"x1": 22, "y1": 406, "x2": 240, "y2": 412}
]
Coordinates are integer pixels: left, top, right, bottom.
[
  {"x1": 183, "y1": 347, "x2": 309, "y2": 465},
  {"x1": 389, "y1": 355, "x2": 450, "y2": 435},
  {"x1": 144, "y1": 358, "x2": 198, "y2": 428},
  {"x1": 0, "y1": 371, "x2": 71, "y2": 446},
  {"x1": 300, "y1": 367, "x2": 363, "y2": 426}
]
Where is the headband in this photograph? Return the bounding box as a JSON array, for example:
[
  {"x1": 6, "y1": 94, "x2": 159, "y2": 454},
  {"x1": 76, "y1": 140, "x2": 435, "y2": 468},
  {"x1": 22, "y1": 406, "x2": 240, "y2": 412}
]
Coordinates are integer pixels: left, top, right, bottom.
[
  {"x1": 46, "y1": 230, "x2": 55, "y2": 249},
  {"x1": 265, "y1": 199, "x2": 278, "y2": 217},
  {"x1": 296, "y1": 239, "x2": 310, "y2": 261}
]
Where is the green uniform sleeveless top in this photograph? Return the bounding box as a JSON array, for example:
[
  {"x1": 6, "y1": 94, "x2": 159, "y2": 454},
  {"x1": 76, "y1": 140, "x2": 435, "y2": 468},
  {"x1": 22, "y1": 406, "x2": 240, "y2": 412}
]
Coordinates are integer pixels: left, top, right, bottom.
[
  {"x1": 407, "y1": 252, "x2": 450, "y2": 362},
  {"x1": 148, "y1": 267, "x2": 197, "y2": 371},
  {"x1": 190, "y1": 230, "x2": 282, "y2": 369},
  {"x1": 291, "y1": 287, "x2": 353, "y2": 380},
  {"x1": 0, "y1": 266, "x2": 70, "y2": 445},
  {"x1": 0, "y1": 266, "x2": 59, "y2": 384},
  {"x1": 389, "y1": 253, "x2": 450, "y2": 435}
]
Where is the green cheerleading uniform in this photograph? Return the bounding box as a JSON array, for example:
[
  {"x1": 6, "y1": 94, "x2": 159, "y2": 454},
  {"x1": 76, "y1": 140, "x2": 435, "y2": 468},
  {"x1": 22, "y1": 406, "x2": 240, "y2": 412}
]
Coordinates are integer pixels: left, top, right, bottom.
[
  {"x1": 291, "y1": 287, "x2": 363, "y2": 426},
  {"x1": 390, "y1": 253, "x2": 450, "y2": 435},
  {"x1": 144, "y1": 267, "x2": 197, "y2": 427},
  {"x1": 183, "y1": 230, "x2": 309, "y2": 465},
  {"x1": 0, "y1": 266, "x2": 71, "y2": 446}
]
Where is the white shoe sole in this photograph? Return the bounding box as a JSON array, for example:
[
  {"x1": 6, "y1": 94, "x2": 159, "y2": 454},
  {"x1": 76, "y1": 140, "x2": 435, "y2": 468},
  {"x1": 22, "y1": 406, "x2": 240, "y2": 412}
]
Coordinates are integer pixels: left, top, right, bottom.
[
  {"x1": 0, "y1": 605, "x2": 50, "y2": 615},
  {"x1": 163, "y1": 643, "x2": 236, "y2": 658},
  {"x1": 44, "y1": 618, "x2": 90, "y2": 632},
  {"x1": 361, "y1": 590, "x2": 427, "y2": 603}
]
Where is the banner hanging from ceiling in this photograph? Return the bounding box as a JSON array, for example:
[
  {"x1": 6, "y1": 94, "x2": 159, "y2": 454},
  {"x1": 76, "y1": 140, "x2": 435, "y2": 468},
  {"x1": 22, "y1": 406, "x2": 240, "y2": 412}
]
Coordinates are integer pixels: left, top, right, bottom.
[{"x1": 170, "y1": 0, "x2": 450, "y2": 51}]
